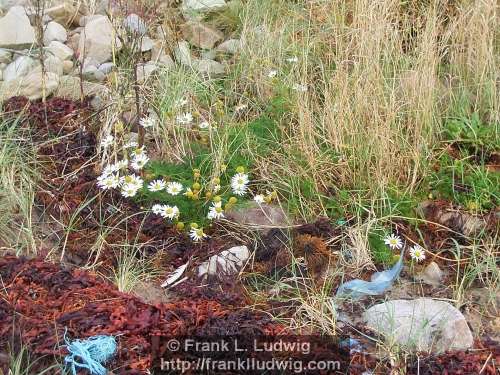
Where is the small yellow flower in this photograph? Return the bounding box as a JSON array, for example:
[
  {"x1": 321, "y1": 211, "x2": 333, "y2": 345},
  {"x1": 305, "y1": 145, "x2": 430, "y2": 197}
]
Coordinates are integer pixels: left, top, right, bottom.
[
  {"x1": 236, "y1": 166, "x2": 245, "y2": 174},
  {"x1": 213, "y1": 195, "x2": 222, "y2": 203},
  {"x1": 190, "y1": 222, "x2": 198, "y2": 229},
  {"x1": 205, "y1": 191, "x2": 212, "y2": 199},
  {"x1": 192, "y1": 182, "x2": 201, "y2": 190},
  {"x1": 229, "y1": 197, "x2": 238, "y2": 204},
  {"x1": 176, "y1": 222, "x2": 185, "y2": 230},
  {"x1": 212, "y1": 177, "x2": 220, "y2": 184}
]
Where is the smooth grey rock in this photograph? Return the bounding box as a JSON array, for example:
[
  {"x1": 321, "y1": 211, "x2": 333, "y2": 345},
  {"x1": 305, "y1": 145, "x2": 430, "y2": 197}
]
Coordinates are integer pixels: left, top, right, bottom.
[
  {"x1": 226, "y1": 202, "x2": 289, "y2": 234},
  {"x1": 363, "y1": 298, "x2": 473, "y2": 353},
  {"x1": 98, "y1": 62, "x2": 114, "y2": 75},
  {"x1": 193, "y1": 59, "x2": 225, "y2": 77},
  {"x1": 216, "y1": 38, "x2": 241, "y2": 54},
  {"x1": 417, "y1": 261, "x2": 443, "y2": 286},
  {"x1": 0, "y1": 6, "x2": 36, "y2": 49},
  {"x1": 123, "y1": 13, "x2": 146, "y2": 35},
  {"x1": 47, "y1": 40, "x2": 73, "y2": 61},
  {"x1": 55, "y1": 75, "x2": 108, "y2": 102},
  {"x1": 174, "y1": 40, "x2": 192, "y2": 66},
  {"x1": 78, "y1": 15, "x2": 121, "y2": 65},
  {"x1": 82, "y1": 63, "x2": 105, "y2": 82},
  {"x1": 42, "y1": 55, "x2": 64, "y2": 77},
  {"x1": 201, "y1": 49, "x2": 217, "y2": 60},
  {"x1": 180, "y1": 21, "x2": 223, "y2": 49},
  {"x1": 3, "y1": 55, "x2": 38, "y2": 82},
  {"x1": 43, "y1": 21, "x2": 67, "y2": 45},
  {"x1": 136, "y1": 62, "x2": 157, "y2": 83},
  {"x1": 140, "y1": 36, "x2": 154, "y2": 52},
  {"x1": 62, "y1": 59, "x2": 73, "y2": 74},
  {"x1": 0, "y1": 48, "x2": 12, "y2": 63},
  {"x1": 0, "y1": 71, "x2": 59, "y2": 101},
  {"x1": 182, "y1": 0, "x2": 226, "y2": 13}
]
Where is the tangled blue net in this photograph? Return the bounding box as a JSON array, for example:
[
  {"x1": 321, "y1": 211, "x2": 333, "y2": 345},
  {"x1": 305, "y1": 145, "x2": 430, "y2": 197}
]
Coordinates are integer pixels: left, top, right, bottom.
[{"x1": 64, "y1": 330, "x2": 117, "y2": 375}]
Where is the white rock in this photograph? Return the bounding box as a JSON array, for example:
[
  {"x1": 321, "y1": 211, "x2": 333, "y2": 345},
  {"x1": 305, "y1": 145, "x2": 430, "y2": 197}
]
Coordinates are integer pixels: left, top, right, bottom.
[
  {"x1": 174, "y1": 41, "x2": 192, "y2": 66},
  {"x1": 364, "y1": 298, "x2": 473, "y2": 353},
  {"x1": 123, "y1": 13, "x2": 146, "y2": 35},
  {"x1": 136, "y1": 62, "x2": 157, "y2": 83},
  {"x1": 194, "y1": 59, "x2": 225, "y2": 77},
  {"x1": 180, "y1": 21, "x2": 223, "y2": 49},
  {"x1": 55, "y1": 75, "x2": 108, "y2": 102},
  {"x1": 151, "y1": 41, "x2": 175, "y2": 67},
  {"x1": 0, "y1": 71, "x2": 59, "y2": 101},
  {"x1": 0, "y1": 6, "x2": 36, "y2": 49},
  {"x1": 0, "y1": 48, "x2": 12, "y2": 64},
  {"x1": 42, "y1": 55, "x2": 64, "y2": 77},
  {"x1": 216, "y1": 39, "x2": 241, "y2": 54},
  {"x1": 198, "y1": 245, "x2": 249, "y2": 279},
  {"x1": 47, "y1": 40, "x2": 74, "y2": 61},
  {"x1": 0, "y1": 0, "x2": 29, "y2": 11},
  {"x1": 3, "y1": 55, "x2": 39, "y2": 82},
  {"x1": 141, "y1": 36, "x2": 154, "y2": 52},
  {"x1": 182, "y1": 0, "x2": 226, "y2": 13},
  {"x1": 82, "y1": 64, "x2": 105, "y2": 82},
  {"x1": 78, "y1": 15, "x2": 121, "y2": 65},
  {"x1": 98, "y1": 62, "x2": 114, "y2": 75},
  {"x1": 43, "y1": 21, "x2": 67, "y2": 45}
]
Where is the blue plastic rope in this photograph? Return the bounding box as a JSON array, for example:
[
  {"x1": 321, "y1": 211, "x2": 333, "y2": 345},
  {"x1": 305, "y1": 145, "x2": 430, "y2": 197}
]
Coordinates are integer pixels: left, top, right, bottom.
[{"x1": 64, "y1": 330, "x2": 117, "y2": 375}]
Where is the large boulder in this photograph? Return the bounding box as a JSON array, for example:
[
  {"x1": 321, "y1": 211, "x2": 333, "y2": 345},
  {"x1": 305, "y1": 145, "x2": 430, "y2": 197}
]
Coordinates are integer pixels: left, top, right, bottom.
[
  {"x1": 180, "y1": 21, "x2": 223, "y2": 49},
  {"x1": 363, "y1": 298, "x2": 474, "y2": 353},
  {"x1": 0, "y1": 6, "x2": 36, "y2": 49},
  {"x1": 226, "y1": 203, "x2": 290, "y2": 234},
  {"x1": 47, "y1": 40, "x2": 74, "y2": 61},
  {"x1": 3, "y1": 55, "x2": 39, "y2": 82},
  {"x1": 0, "y1": 71, "x2": 59, "y2": 101},
  {"x1": 77, "y1": 15, "x2": 120, "y2": 65}
]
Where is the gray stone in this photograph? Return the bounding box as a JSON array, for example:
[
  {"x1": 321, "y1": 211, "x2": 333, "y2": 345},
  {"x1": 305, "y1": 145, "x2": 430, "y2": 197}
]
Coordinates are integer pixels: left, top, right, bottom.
[
  {"x1": 43, "y1": 21, "x2": 67, "y2": 45},
  {"x1": 98, "y1": 62, "x2": 114, "y2": 75},
  {"x1": 0, "y1": 6, "x2": 36, "y2": 49},
  {"x1": 180, "y1": 21, "x2": 223, "y2": 49},
  {"x1": 226, "y1": 202, "x2": 289, "y2": 234},
  {"x1": 182, "y1": 0, "x2": 226, "y2": 13},
  {"x1": 417, "y1": 262, "x2": 443, "y2": 286},
  {"x1": 78, "y1": 15, "x2": 121, "y2": 65},
  {"x1": 0, "y1": 0, "x2": 29, "y2": 11},
  {"x1": 216, "y1": 38, "x2": 241, "y2": 54},
  {"x1": 151, "y1": 40, "x2": 175, "y2": 67},
  {"x1": 136, "y1": 62, "x2": 157, "y2": 83},
  {"x1": 45, "y1": 1, "x2": 87, "y2": 27},
  {"x1": 3, "y1": 55, "x2": 39, "y2": 82},
  {"x1": 0, "y1": 71, "x2": 59, "y2": 101},
  {"x1": 82, "y1": 63, "x2": 105, "y2": 82},
  {"x1": 0, "y1": 48, "x2": 12, "y2": 63},
  {"x1": 363, "y1": 298, "x2": 473, "y2": 353},
  {"x1": 141, "y1": 36, "x2": 154, "y2": 52},
  {"x1": 174, "y1": 40, "x2": 192, "y2": 66},
  {"x1": 42, "y1": 55, "x2": 64, "y2": 77},
  {"x1": 201, "y1": 49, "x2": 217, "y2": 60},
  {"x1": 47, "y1": 40, "x2": 73, "y2": 61},
  {"x1": 55, "y1": 75, "x2": 108, "y2": 101},
  {"x1": 193, "y1": 59, "x2": 225, "y2": 77},
  {"x1": 123, "y1": 13, "x2": 146, "y2": 35}
]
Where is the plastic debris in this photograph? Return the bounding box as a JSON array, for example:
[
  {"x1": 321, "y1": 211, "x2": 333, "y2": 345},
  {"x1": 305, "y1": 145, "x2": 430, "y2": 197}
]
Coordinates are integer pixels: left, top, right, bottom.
[
  {"x1": 336, "y1": 250, "x2": 404, "y2": 299},
  {"x1": 161, "y1": 262, "x2": 188, "y2": 288},
  {"x1": 198, "y1": 245, "x2": 250, "y2": 279},
  {"x1": 64, "y1": 332, "x2": 117, "y2": 375}
]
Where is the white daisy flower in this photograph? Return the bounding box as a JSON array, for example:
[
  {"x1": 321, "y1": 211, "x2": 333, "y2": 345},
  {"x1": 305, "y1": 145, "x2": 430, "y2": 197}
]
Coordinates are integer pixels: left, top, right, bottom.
[
  {"x1": 148, "y1": 179, "x2": 166, "y2": 192},
  {"x1": 207, "y1": 201, "x2": 224, "y2": 220},
  {"x1": 212, "y1": 184, "x2": 221, "y2": 194},
  {"x1": 100, "y1": 135, "x2": 114, "y2": 148},
  {"x1": 121, "y1": 183, "x2": 139, "y2": 197},
  {"x1": 124, "y1": 141, "x2": 139, "y2": 149},
  {"x1": 198, "y1": 121, "x2": 210, "y2": 129},
  {"x1": 160, "y1": 205, "x2": 179, "y2": 220},
  {"x1": 267, "y1": 69, "x2": 278, "y2": 78},
  {"x1": 166, "y1": 181, "x2": 183, "y2": 196},
  {"x1": 139, "y1": 116, "x2": 156, "y2": 128},
  {"x1": 131, "y1": 153, "x2": 150, "y2": 171},
  {"x1": 176, "y1": 112, "x2": 193, "y2": 125},
  {"x1": 152, "y1": 204, "x2": 165, "y2": 215},
  {"x1": 97, "y1": 174, "x2": 120, "y2": 190},
  {"x1": 286, "y1": 56, "x2": 298, "y2": 63},
  {"x1": 130, "y1": 146, "x2": 146, "y2": 158},
  {"x1": 231, "y1": 173, "x2": 249, "y2": 196},
  {"x1": 254, "y1": 194, "x2": 265, "y2": 204},
  {"x1": 116, "y1": 159, "x2": 129, "y2": 170},
  {"x1": 189, "y1": 228, "x2": 207, "y2": 242},
  {"x1": 384, "y1": 234, "x2": 403, "y2": 250},
  {"x1": 292, "y1": 83, "x2": 307, "y2": 92},
  {"x1": 183, "y1": 188, "x2": 193, "y2": 197},
  {"x1": 100, "y1": 164, "x2": 116, "y2": 177},
  {"x1": 409, "y1": 245, "x2": 426, "y2": 262},
  {"x1": 120, "y1": 174, "x2": 143, "y2": 190}
]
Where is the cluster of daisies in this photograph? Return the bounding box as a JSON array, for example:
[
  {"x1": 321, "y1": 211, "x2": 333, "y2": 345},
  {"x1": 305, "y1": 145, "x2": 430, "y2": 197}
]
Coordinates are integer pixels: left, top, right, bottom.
[
  {"x1": 384, "y1": 234, "x2": 426, "y2": 262},
  {"x1": 97, "y1": 143, "x2": 150, "y2": 198}
]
